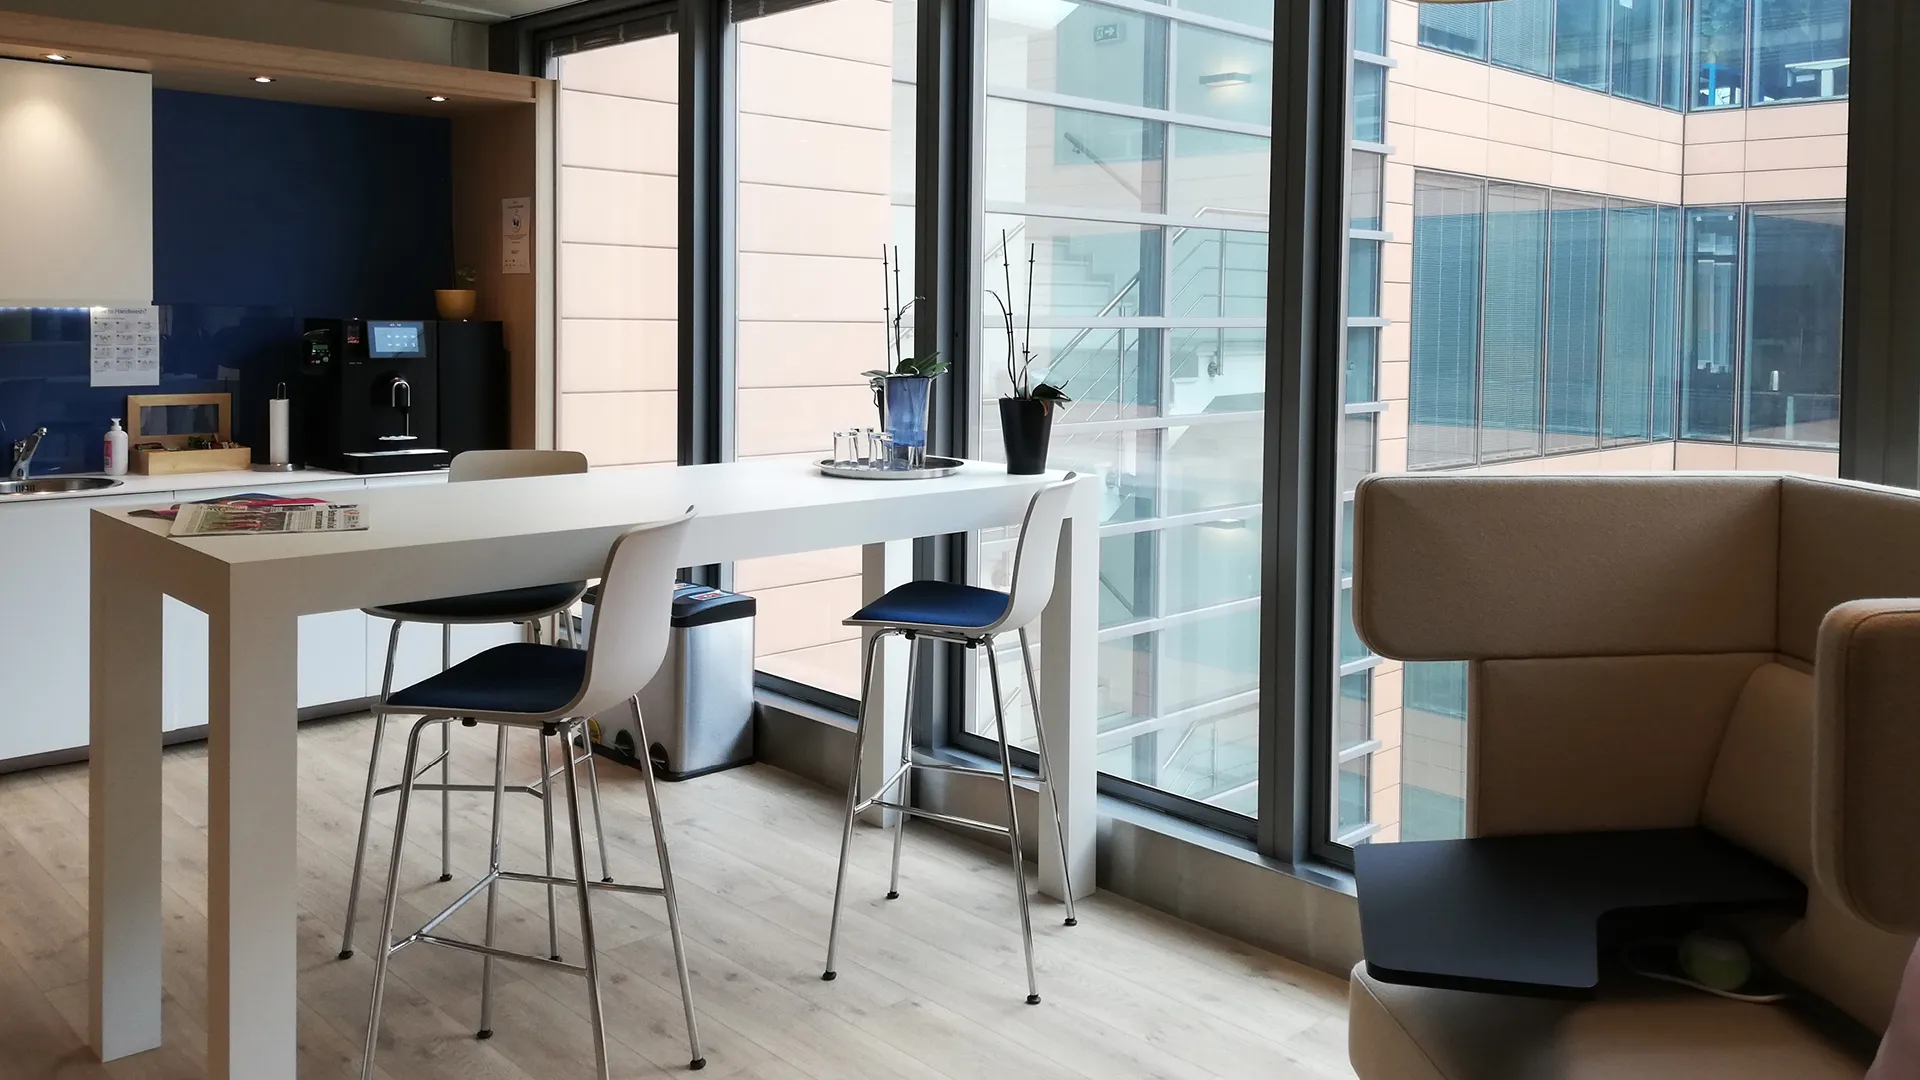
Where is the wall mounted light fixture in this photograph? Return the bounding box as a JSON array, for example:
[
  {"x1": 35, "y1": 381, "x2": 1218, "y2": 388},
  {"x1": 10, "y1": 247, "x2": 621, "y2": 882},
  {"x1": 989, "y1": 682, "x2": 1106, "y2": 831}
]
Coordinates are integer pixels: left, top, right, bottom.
[{"x1": 1200, "y1": 71, "x2": 1252, "y2": 87}]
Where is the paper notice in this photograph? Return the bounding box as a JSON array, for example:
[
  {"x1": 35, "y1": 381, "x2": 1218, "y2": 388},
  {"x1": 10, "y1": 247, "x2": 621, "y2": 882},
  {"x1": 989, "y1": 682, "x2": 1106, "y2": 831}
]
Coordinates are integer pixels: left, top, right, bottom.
[
  {"x1": 90, "y1": 305, "x2": 161, "y2": 388},
  {"x1": 502, "y1": 196, "x2": 531, "y2": 275}
]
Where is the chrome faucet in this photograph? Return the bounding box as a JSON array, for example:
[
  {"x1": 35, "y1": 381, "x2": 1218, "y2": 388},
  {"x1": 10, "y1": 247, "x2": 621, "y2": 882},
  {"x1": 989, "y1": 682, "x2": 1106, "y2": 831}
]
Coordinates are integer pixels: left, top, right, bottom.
[{"x1": 8, "y1": 427, "x2": 46, "y2": 480}]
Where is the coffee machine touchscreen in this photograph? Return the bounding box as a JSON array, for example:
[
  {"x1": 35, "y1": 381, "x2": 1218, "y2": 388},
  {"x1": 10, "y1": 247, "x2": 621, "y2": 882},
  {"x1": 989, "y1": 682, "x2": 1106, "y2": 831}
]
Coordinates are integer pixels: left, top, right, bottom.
[{"x1": 368, "y1": 321, "x2": 426, "y2": 358}]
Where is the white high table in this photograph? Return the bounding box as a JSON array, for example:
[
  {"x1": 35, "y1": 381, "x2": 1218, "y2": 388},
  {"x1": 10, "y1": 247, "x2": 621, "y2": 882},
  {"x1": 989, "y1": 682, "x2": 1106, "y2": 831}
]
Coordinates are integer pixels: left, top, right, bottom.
[{"x1": 88, "y1": 459, "x2": 1098, "y2": 1077}]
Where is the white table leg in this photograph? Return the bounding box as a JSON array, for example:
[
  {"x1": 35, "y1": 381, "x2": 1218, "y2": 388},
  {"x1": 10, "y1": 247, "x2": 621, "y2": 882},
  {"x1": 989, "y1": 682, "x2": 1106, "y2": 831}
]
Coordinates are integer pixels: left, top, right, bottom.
[
  {"x1": 206, "y1": 591, "x2": 300, "y2": 1079},
  {"x1": 1038, "y1": 477, "x2": 1099, "y2": 901},
  {"x1": 89, "y1": 520, "x2": 166, "y2": 1061},
  {"x1": 858, "y1": 540, "x2": 913, "y2": 826}
]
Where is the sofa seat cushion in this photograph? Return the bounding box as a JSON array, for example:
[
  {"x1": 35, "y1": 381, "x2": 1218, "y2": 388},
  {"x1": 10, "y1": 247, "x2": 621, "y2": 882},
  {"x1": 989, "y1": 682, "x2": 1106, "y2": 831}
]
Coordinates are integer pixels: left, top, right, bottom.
[{"x1": 1349, "y1": 963, "x2": 1868, "y2": 1080}]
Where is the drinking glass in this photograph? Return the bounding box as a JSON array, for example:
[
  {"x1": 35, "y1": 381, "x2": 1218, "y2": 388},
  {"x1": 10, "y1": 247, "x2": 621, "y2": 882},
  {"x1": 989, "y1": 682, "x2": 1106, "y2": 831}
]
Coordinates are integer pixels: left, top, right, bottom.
[
  {"x1": 866, "y1": 430, "x2": 895, "y2": 469},
  {"x1": 832, "y1": 429, "x2": 861, "y2": 467}
]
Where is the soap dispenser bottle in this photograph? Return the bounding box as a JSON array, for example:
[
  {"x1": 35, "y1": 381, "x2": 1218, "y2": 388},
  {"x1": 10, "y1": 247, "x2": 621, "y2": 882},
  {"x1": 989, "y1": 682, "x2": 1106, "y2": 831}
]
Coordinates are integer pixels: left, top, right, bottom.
[{"x1": 104, "y1": 418, "x2": 128, "y2": 476}]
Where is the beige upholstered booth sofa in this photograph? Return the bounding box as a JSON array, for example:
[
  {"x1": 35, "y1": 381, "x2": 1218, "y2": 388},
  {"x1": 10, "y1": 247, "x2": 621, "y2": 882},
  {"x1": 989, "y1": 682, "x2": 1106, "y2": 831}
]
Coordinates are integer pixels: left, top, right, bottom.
[{"x1": 1345, "y1": 473, "x2": 1920, "y2": 1080}]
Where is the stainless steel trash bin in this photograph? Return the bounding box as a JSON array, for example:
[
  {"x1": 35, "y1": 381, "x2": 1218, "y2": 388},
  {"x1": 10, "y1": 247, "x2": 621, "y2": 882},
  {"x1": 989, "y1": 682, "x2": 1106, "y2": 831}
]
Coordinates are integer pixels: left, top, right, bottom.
[{"x1": 582, "y1": 581, "x2": 757, "y2": 781}]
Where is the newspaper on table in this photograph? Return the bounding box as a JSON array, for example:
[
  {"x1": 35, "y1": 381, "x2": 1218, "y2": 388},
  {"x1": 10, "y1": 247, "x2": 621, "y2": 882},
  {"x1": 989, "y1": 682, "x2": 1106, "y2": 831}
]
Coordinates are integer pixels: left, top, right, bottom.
[{"x1": 169, "y1": 500, "x2": 367, "y2": 537}]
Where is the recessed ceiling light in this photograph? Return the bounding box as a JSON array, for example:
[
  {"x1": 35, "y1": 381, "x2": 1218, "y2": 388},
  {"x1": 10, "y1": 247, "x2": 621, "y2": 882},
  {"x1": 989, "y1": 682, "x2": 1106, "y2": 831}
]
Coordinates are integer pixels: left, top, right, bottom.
[
  {"x1": 428, "y1": 95, "x2": 448, "y2": 102},
  {"x1": 253, "y1": 76, "x2": 275, "y2": 84},
  {"x1": 43, "y1": 54, "x2": 67, "y2": 62}
]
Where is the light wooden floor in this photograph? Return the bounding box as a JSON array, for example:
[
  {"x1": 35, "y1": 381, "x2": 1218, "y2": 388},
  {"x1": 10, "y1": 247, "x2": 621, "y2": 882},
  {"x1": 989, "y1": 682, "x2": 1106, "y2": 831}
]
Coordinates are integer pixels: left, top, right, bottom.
[{"x1": 0, "y1": 713, "x2": 1353, "y2": 1079}]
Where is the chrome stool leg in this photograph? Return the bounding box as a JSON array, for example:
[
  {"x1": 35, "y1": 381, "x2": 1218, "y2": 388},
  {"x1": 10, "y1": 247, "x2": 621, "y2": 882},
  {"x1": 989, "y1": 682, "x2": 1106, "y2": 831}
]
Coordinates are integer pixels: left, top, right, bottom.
[
  {"x1": 558, "y1": 719, "x2": 613, "y2": 1080},
  {"x1": 580, "y1": 731, "x2": 614, "y2": 883},
  {"x1": 1017, "y1": 626, "x2": 1077, "y2": 926},
  {"x1": 362, "y1": 715, "x2": 440, "y2": 1080},
  {"x1": 477, "y1": 723, "x2": 510, "y2": 1039},
  {"x1": 439, "y1": 626, "x2": 454, "y2": 884},
  {"x1": 340, "y1": 618, "x2": 404, "y2": 960},
  {"x1": 823, "y1": 628, "x2": 891, "y2": 981},
  {"x1": 539, "y1": 731, "x2": 561, "y2": 961},
  {"x1": 985, "y1": 639, "x2": 1042, "y2": 1005},
  {"x1": 887, "y1": 635, "x2": 920, "y2": 901},
  {"x1": 631, "y1": 698, "x2": 706, "y2": 1069}
]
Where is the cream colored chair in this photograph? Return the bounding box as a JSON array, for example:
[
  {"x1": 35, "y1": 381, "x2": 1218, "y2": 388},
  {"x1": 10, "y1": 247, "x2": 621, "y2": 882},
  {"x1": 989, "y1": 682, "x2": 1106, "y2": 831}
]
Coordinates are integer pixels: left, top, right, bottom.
[{"x1": 1347, "y1": 472, "x2": 1920, "y2": 1080}]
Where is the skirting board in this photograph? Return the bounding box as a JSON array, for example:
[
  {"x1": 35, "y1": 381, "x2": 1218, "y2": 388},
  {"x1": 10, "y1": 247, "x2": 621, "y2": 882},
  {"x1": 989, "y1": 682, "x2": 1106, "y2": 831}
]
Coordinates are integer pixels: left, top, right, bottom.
[{"x1": 0, "y1": 697, "x2": 377, "y2": 776}]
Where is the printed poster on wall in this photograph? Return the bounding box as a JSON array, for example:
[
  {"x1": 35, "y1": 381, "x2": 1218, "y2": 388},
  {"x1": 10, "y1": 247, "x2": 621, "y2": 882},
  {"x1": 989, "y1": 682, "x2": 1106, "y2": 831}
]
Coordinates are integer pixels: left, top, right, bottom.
[
  {"x1": 90, "y1": 306, "x2": 161, "y2": 387},
  {"x1": 502, "y1": 196, "x2": 531, "y2": 275}
]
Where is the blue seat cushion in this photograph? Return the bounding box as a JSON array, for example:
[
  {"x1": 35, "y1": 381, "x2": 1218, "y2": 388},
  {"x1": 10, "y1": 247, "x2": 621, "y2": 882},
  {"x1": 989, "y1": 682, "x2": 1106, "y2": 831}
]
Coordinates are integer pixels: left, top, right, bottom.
[
  {"x1": 846, "y1": 580, "x2": 1010, "y2": 631},
  {"x1": 370, "y1": 581, "x2": 586, "y2": 622},
  {"x1": 385, "y1": 643, "x2": 586, "y2": 717}
]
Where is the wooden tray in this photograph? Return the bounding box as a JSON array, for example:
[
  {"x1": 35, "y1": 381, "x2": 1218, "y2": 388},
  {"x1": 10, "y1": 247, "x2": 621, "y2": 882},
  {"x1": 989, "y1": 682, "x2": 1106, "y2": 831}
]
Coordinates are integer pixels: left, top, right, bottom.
[{"x1": 132, "y1": 445, "x2": 253, "y2": 475}]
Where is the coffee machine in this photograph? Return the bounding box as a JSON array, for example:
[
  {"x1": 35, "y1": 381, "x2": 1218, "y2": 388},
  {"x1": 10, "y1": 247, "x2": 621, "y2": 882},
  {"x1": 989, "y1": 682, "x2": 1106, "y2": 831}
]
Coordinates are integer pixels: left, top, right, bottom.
[{"x1": 297, "y1": 318, "x2": 449, "y2": 473}]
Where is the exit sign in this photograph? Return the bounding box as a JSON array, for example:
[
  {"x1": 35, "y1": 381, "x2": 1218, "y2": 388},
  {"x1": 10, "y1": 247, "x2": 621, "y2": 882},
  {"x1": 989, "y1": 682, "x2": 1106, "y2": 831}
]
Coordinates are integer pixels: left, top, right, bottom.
[{"x1": 1093, "y1": 22, "x2": 1125, "y2": 43}]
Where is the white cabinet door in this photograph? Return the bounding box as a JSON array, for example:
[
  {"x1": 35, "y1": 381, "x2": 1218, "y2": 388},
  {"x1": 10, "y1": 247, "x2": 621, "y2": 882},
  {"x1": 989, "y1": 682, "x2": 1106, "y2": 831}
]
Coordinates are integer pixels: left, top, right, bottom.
[
  {"x1": 299, "y1": 611, "x2": 369, "y2": 708},
  {"x1": 0, "y1": 493, "x2": 163, "y2": 760},
  {"x1": 0, "y1": 60, "x2": 152, "y2": 306}
]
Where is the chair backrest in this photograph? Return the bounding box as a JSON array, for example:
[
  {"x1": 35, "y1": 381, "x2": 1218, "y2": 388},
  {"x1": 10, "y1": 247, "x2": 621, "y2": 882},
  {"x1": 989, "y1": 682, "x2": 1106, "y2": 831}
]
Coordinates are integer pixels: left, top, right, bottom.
[
  {"x1": 572, "y1": 508, "x2": 696, "y2": 719},
  {"x1": 449, "y1": 449, "x2": 589, "y2": 483},
  {"x1": 995, "y1": 473, "x2": 1079, "y2": 633}
]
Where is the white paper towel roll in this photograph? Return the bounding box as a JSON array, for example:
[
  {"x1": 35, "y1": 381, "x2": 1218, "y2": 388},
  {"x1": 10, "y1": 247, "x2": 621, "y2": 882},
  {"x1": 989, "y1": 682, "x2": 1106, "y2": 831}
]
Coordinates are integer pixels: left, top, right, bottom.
[{"x1": 269, "y1": 398, "x2": 290, "y2": 464}]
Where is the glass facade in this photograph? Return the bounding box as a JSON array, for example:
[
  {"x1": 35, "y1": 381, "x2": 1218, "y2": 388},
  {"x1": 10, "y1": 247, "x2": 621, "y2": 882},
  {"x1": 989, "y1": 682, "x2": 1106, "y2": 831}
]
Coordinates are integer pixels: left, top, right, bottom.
[
  {"x1": 974, "y1": 0, "x2": 1271, "y2": 816},
  {"x1": 1421, "y1": 0, "x2": 1848, "y2": 112},
  {"x1": 1403, "y1": 178, "x2": 1841, "y2": 470}
]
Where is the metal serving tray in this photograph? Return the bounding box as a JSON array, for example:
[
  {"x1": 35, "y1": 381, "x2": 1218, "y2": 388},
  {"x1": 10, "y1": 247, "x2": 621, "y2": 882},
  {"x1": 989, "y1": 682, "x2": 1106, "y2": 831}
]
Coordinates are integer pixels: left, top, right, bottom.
[{"x1": 817, "y1": 455, "x2": 964, "y2": 480}]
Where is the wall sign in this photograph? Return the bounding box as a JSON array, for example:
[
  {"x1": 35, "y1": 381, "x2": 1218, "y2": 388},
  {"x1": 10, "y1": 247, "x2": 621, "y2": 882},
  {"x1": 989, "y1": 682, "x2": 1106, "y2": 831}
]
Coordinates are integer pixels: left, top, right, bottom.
[
  {"x1": 502, "y1": 196, "x2": 531, "y2": 275},
  {"x1": 1093, "y1": 23, "x2": 1125, "y2": 43}
]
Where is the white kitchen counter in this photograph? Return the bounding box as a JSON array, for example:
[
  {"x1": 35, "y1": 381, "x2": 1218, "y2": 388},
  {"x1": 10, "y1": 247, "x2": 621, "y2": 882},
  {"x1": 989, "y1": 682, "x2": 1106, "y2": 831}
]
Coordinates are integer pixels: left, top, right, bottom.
[{"x1": 0, "y1": 466, "x2": 446, "y2": 505}]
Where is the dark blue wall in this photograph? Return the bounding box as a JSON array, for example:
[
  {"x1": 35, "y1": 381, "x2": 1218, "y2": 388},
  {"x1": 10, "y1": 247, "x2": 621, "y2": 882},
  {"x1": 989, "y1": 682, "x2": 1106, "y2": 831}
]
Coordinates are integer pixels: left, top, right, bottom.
[{"x1": 0, "y1": 90, "x2": 451, "y2": 474}]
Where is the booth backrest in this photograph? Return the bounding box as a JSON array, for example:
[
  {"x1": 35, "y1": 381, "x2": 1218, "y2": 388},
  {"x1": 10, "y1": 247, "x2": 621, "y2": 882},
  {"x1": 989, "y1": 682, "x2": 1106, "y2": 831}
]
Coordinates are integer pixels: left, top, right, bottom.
[{"x1": 1354, "y1": 472, "x2": 1920, "y2": 1033}]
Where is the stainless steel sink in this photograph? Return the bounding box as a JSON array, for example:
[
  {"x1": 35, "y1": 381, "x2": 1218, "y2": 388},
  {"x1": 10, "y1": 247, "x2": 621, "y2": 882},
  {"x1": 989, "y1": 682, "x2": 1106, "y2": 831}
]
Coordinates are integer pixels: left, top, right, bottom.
[{"x1": 0, "y1": 476, "x2": 124, "y2": 495}]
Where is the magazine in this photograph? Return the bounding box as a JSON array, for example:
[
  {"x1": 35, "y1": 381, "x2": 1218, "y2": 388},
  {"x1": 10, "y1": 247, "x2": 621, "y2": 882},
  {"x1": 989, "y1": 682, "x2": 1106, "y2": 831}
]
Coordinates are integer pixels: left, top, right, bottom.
[{"x1": 169, "y1": 500, "x2": 367, "y2": 537}]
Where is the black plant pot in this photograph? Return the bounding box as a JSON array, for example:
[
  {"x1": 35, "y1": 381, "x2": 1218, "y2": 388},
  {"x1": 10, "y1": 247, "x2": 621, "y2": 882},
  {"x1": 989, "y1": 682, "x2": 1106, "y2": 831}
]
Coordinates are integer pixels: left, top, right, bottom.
[{"x1": 999, "y1": 397, "x2": 1056, "y2": 475}]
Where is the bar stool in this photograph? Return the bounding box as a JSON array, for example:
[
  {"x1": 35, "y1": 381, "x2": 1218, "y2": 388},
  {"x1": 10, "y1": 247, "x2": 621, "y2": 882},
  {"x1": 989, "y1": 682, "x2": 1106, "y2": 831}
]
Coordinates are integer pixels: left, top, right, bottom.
[
  {"x1": 361, "y1": 510, "x2": 705, "y2": 1079},
  {"x1": 341, "y1": 449, "x2": 597, "y2": 963},
  {"x1": 822, "y1": 473, "x2": 1079, "y2": 1005}
]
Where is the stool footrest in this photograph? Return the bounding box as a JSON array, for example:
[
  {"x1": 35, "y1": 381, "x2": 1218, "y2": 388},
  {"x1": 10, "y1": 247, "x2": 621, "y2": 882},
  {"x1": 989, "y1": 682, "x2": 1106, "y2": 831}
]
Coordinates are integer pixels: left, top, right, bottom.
[
  {"x1": 396, "y1": 931, "x2": 590, "y2": 976},
  {"x1": 373, "y1": 781, "x2": 543, "y2": 799},
  {"x1": 496, "y1": 869, "x2": 667, "y2": 897},
  {"x1": 858, "y1": 798, "x2": 1012, "y2": 837}
]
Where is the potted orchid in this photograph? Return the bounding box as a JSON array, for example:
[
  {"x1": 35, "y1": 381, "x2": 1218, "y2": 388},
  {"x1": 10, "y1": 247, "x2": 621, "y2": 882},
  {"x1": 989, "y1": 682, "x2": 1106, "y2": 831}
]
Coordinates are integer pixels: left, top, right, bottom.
[
  {"x1": 991, "y1": 232, "x2": 1070, "y2": 474},
  {"x1": 863, "y1": 245, "x2": 948, "y2": 467}
]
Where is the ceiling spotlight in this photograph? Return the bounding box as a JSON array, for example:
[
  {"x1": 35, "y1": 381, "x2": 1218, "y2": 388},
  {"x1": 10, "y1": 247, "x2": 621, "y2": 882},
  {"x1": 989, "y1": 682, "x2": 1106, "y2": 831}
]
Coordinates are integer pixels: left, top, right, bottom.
[
  {"x1": 428, "y1": 95, "x2": 448, "y2": 102},
  {"x1": 1199, "y1": 71, "x2": 1252, "y2": 87},
  {"x1": 43, "y1": 54, "x2": 67, "y2": 62},
  {"x1": 253, "y1": 76, "x2": 275, "y2": 83}
]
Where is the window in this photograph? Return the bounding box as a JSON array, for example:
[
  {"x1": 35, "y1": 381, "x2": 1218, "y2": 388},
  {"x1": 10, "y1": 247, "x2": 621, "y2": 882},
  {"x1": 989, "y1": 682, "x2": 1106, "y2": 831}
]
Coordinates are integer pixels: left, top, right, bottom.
[
  {"x1": 1682, "y1": 207, "x2": 1739, "y2": 440},
  {"x1": 1399, "y1": 662, "x2": 1466, "y2": 842},
  {"x1": 1353, "y1": 62, "x2": 1387, "y2": 145},
  {"x1": 1545, "y1": 191, "x2": 1604, "y2": 452},
  {"x1": 1692, "y1": 0, "x2": 1747, "y2": 108},
  {"x1": 1743, "y1": 204, "x2": 1844, "y2": 447},
  {"x1": 1490, "y1": 0, "x2": 1553, "y2": 77},
  {"x1": 1419, "y1": 4, "x2": 1488, "y2": 60},
  {"x1": 1408, "y1": 174, "x2": 1482, "y2": 470},
  {"x1": 553, "y1": 32, "x2": 680, "y2": 468},
  {"x1": 1752, "y1": 0, "x2": 1850, "y2": 104},
  {"x1": 1480, "y1": 183, "x2": 1547, "y2": 461},
  {"x1": 1601, "y1": 201, "x2": 1656, "y2": 443},
  {"x1": 1353, "y1": 0, "x2": 1388, "y2": 55},
  {"x1": 973, "y1": 0, "x2": 1271, "y2": 823},
  {"x1": 1652, "y1": 205, "x2": 1682, "y2": 438},
  {"x1": 1612, "y1": 0, "x2": 1664, "y2": 103},
  {"x1": 1553, "y1": 0, "x2": 1611, "y2": 91},
  {"x1": 732, "y1": 0, "x2": 918, "y2": 700}
]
